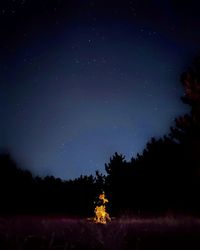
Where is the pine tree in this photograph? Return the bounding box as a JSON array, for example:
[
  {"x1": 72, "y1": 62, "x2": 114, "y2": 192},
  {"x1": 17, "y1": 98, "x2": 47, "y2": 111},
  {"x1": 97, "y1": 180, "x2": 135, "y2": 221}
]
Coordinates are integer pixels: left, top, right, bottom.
[{"x1": 170, "y1": 56, "x2": 200, "y2": 170}]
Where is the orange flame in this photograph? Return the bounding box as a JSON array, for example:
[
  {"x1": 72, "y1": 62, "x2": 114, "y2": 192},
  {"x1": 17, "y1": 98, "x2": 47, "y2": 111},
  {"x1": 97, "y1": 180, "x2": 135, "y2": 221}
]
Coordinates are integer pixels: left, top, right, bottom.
[{"x1": 94, "y1": 192, "x2": 111, "y2": 224}]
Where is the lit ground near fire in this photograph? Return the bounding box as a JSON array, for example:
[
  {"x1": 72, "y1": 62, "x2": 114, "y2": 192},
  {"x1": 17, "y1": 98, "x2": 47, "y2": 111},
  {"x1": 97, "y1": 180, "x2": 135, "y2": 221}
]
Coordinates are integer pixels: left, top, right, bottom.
[{"x1": 0, "y1": 216, "x2": 200, "y2": 249}]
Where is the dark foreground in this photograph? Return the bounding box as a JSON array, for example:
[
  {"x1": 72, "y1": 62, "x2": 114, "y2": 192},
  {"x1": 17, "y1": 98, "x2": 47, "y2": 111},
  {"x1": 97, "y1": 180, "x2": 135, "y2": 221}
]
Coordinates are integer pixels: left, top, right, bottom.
[{"x1": 0, "y1": 216, "x2": 200, "y2": 250}]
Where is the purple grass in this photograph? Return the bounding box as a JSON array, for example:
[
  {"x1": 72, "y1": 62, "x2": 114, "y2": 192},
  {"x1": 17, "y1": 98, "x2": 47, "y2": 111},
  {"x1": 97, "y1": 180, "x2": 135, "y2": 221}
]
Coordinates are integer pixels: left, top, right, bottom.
[{"x1": 0, "y1": 216, "x2": 200, "y2": 250}]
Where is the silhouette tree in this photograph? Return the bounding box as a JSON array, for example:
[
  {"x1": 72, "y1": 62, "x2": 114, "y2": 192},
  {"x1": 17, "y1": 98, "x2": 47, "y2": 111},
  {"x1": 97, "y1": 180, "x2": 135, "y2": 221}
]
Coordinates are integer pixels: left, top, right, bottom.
[
  {"x1": 104, "y1": 56, "x2": 200, "y2": 215},
  {"x1": 171, "y1": 56, "x2": 200, "y2": 159},
  {"x1": 169, "y1": 56, "x2": 200, "y2": 212},
  {"x1": 0, "y1": 152, "x2": 98, "y2": 216},
  {"x1": 0, "y1": 152, "x2": 34, "y2": 213}
]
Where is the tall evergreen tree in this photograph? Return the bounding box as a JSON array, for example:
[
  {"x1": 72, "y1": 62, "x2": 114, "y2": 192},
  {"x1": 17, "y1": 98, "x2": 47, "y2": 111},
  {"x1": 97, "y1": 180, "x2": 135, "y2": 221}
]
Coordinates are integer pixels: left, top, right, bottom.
[{"x1": 170, "y1": 56, "x2": 200, "y2": 175}]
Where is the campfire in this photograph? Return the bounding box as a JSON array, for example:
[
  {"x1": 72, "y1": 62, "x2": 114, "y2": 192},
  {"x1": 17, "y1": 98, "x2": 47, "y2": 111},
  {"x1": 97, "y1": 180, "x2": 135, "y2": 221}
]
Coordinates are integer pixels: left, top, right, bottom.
[{"x1": 94, "y1": 192, "x2": 111, "y2": 224}]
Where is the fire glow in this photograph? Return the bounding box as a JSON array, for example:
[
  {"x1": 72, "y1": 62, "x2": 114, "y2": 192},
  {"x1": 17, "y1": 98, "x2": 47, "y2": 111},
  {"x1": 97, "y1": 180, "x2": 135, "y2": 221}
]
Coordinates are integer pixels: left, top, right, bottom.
[{"x1": 94, "y1": 192, "x2": 111, "y2": 224}]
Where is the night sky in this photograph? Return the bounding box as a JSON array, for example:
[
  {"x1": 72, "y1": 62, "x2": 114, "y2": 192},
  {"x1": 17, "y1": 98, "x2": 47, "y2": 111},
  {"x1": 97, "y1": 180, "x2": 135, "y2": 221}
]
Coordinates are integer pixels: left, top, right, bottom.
[{"x1": 1, "y1": 0, "x2": 200, "y2": 179}]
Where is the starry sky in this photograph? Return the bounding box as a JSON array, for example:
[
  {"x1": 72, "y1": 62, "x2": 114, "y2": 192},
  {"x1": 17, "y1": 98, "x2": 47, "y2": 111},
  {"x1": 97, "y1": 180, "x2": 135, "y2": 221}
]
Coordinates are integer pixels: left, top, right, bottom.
[{"x1": 1, "y1": 0, "x2": 200, "y2": 179}]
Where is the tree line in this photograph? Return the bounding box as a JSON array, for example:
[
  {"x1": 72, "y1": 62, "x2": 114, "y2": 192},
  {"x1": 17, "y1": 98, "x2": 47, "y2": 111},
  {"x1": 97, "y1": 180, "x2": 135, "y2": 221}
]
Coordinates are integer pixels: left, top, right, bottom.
[{"x1": 1, "y1": 56, "x2": 200, "y2": 216}]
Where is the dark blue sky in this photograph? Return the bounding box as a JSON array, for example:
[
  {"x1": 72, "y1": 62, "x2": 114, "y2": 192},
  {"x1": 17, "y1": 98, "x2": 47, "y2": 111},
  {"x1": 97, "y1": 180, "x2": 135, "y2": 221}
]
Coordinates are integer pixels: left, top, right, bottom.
[{"x1": 1, "y1": 0, "x2": 200, "y2": 179}]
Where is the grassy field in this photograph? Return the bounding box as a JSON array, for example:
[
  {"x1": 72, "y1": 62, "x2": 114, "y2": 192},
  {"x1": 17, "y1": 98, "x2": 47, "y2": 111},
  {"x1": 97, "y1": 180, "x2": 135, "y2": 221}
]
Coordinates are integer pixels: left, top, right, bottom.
[{"x1": 0, "y1": 216, "x2": 200, "y2": 250}]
